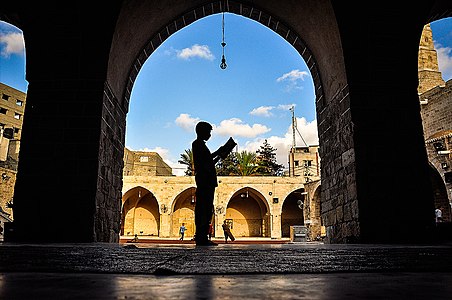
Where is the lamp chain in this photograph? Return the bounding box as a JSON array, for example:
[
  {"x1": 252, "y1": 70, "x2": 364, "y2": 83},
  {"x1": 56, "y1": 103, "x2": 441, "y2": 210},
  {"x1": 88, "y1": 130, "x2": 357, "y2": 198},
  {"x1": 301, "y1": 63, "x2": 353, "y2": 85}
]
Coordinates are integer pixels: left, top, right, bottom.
[{"x1": 220, "y1": 11, "x2": 227, "y2": 69}]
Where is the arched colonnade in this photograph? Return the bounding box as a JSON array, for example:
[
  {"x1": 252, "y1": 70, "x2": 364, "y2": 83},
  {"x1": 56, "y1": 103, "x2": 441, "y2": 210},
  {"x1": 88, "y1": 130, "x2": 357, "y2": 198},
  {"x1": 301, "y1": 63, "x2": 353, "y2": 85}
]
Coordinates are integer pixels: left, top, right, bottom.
[{"x1": 122, "y1": 176, "x2": 322, "y2": 240}]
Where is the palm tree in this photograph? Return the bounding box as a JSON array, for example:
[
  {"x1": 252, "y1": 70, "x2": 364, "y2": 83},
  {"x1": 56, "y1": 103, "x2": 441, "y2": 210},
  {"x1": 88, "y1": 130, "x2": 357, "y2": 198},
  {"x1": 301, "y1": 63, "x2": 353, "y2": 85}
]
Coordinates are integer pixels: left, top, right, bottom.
[
  {"x1": 178, "y1": 148, "x2": 194, "y2": 176},
  {"x1": 233, "y1": 150, "x2": 260, "y2": 176}
]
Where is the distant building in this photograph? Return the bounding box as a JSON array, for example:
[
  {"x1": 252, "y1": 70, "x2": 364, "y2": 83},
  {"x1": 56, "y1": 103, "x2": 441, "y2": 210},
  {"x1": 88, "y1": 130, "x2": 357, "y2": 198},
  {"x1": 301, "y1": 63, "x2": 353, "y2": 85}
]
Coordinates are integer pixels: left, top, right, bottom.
[
  {"x1": 123, "y1": 147, "x2": 173, "y2": 176},
  {"x1": 0, "y1": 82, "x2": 26, "y2": 166},
  {"x1": 287, "y1": 145, "x2": 321, "y2": 183},
  {"x1": 0, "y1": 83, "x2": 26, "y2": 226}
]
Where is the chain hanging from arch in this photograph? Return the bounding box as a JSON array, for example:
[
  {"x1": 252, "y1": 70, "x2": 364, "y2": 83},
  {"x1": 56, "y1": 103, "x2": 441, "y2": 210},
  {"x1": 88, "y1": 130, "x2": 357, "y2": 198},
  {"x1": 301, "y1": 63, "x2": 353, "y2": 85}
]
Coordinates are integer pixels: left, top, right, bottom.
[{"x1": 220, "y1": 9, "x2": 227, "y2": 69}]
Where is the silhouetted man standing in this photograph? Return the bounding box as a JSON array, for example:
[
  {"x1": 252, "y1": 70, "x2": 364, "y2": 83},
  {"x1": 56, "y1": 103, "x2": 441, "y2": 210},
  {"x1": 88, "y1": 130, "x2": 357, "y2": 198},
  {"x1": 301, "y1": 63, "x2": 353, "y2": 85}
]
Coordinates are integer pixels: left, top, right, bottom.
[{"x1": 192, "y1": 121, "x2": 234, "y2": 246}]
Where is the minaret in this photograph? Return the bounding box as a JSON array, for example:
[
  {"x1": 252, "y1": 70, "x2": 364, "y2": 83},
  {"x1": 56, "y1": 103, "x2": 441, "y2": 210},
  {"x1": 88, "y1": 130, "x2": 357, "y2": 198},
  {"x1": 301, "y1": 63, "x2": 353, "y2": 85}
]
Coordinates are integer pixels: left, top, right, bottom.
[{"x1": 418, "y1": 24, "x2": 445, "y2": 94}]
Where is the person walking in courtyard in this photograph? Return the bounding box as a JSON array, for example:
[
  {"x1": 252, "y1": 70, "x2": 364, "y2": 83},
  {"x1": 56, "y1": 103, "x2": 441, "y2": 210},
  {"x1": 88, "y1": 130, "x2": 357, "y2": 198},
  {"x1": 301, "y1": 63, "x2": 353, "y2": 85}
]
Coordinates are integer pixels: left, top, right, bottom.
[
  {"x1": 222, "y1": 220, "x2": 235, "y2": 243},
  {"x1": 435, "y1": 207, "x2": 443, "y2": 224},
  {"x1": 208, "y1": 222, "x2": 213, "y2": 240},
  {"x1": 179, "y1": 223, "x2": 187, "y2": 240},
  {"x1": 192, "y1": 121, "x2": 235, "y2": 246}
]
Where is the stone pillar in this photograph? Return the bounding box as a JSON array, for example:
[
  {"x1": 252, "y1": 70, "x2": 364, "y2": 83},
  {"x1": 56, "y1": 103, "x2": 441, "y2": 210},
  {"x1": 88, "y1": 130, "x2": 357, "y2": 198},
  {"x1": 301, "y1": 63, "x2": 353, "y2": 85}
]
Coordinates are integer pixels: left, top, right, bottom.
[
  {"x1": 160, "y1": 213, "x2": 171, "y2": 238},
  {"x1": 271, "y1": 214, "x2": 282, "y2": 239},
  {"x1": 318, "y1": 86, "x2": 360, "y2": 243}
]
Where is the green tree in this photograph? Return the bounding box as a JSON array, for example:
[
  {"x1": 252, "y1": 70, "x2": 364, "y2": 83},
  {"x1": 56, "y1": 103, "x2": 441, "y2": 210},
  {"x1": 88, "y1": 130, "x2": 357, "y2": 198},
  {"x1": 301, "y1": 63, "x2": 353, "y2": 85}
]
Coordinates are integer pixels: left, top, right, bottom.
[
  {"x1": 256, "y1": 139, "x2": 284, "y2": 176},
  {"x1": 216, "y1": 152, "x2": 236, "y2": 175},
  {"x1": 178, "y1": 148, "x2": 194, "y2": 176},
  {"x1": 232, "y1": 150, "x2": 260, "y2": 176}
]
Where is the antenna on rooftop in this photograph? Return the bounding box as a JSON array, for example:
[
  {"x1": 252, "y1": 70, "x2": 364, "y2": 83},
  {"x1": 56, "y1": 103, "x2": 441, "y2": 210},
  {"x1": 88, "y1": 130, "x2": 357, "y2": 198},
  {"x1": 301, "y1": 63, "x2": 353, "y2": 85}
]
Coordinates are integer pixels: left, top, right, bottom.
[
  {"x1": 290, "y1": 106, "x2": 308, "y2": 148},
  {"x1": 289, "y1": 105, "x2": 309, "y2": 177}
]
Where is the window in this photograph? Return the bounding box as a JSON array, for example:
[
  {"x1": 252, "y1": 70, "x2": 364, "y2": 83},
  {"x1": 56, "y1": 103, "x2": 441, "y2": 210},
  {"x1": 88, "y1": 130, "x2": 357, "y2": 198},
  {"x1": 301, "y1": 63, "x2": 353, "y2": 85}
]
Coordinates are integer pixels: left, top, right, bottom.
[
  {"x1": 294, "y1": 160, "x2": 299, "y2": 167},
  {"x1": 14, "y1": 128, "x2": 19, "y2": 134},
  {"x1": 140, "y1": 156, "x2": 149, "y2": 162},
  {"x1": 14, "y1": 113, "x2": 21, "y2": 120},
  {"x1": 16, "y1": 100, "x2": 23, "y2": 106},
  {"x1": 1, "y1": 94, "x2": 10, "y2": 101},
  {"x1": 0, "y1": 108, "x2": 7, "y2": 114},
  {"x1": 303, "y1": 160, "x2": 312, "y2": 167}
]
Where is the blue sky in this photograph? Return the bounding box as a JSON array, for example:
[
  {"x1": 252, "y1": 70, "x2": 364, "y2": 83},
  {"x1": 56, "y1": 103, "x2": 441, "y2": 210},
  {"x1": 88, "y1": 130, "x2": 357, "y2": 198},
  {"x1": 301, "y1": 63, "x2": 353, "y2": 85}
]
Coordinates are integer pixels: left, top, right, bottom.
[{"x1": 1, "y1": 16, "x2": 452, "y2": 175}]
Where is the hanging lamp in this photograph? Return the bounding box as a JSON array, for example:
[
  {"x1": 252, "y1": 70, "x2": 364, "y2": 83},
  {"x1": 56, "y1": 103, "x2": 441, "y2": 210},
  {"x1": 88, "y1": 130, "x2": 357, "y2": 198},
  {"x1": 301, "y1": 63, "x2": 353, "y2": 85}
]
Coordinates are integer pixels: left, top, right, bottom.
[{"x1": 220, "y1": 11, "x2": 227, "y2": 69}]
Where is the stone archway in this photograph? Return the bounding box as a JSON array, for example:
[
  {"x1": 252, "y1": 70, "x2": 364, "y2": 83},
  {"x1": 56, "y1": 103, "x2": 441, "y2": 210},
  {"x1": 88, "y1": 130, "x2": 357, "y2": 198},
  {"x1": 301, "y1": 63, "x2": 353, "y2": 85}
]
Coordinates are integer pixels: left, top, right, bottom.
[
  {"x1": 226, "y1": 187, "x2": 270, "y2": 237},
  {"x1": 171, "y1": 187, "x2": 196, "y2": 238},
  {"x1": 121, "y1": 187, "x2": 160, "y2": 236},
  {"x1": 106, "y1": 0, "x2": 347, "y2": 243},
  {"x1": 281, "y1": 189, "x2": 306, "y2": 237}
]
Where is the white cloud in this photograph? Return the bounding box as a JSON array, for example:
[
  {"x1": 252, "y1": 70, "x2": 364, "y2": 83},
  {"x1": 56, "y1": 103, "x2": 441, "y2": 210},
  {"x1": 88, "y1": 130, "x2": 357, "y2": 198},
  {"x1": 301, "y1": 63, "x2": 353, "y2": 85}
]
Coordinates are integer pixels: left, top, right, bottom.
[
  {"x1": 276, "y1": 69, "x2": 310, "y2": 92},
  {"x1": 0, "y1": 32, "x2": 24, "y2": 58},
  {"x1": 177, "y1": 44, "x2": 215, "y2": 61},
  {"x1": 175, "y1": 113, "x2": 199, "y2": 131},
  {"x1": 249, "y1": 106, "x2": 274, "y2": 117},
  {"x1": 276, "y1": 69, "x2": 309, "y2": 82},
  {"x1": 215, "y1": 118, "x2": 270, "y2": 138},
  {"x1": 435, "y1": 42, "x2": 452, "y2": 81}
]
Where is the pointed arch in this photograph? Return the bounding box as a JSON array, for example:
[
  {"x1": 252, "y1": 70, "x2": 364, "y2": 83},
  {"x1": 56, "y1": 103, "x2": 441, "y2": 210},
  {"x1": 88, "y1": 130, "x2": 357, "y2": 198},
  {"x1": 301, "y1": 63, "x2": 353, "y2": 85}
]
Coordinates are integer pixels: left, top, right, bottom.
[
  {"x1": 226, "y1": 187, "x2": 270, "y2": 237},
  {"x1": 171, "y1": 187, "x2": 197, "y2": 238},
  {"x1": 121, "y1": 186, "x2": 160, "y2": 236},
  {"x1": 281, "y1": 188, "x2": 306, "y2": 237}
]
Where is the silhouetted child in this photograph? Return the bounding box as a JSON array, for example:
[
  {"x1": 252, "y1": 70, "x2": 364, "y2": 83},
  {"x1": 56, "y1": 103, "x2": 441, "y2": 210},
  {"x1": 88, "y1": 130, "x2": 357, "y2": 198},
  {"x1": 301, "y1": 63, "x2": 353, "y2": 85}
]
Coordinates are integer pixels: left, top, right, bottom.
[
  {"x1": 222, "y1": 220, "x2": 235, "y2": 243},
  {"x1": 192, "y1": 121, "x2": 235, "y2": 246}
]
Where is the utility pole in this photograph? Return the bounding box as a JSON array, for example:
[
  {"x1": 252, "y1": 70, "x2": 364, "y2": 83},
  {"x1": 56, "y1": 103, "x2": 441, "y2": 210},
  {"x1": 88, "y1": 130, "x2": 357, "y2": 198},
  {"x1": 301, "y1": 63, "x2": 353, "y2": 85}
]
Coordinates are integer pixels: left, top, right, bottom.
[
  {"x1": 289, "y1": 106, "x2": 309, "y2": 178},
  {"x1": 290, "y1": 106, "x2": 296, "y2": 177}
]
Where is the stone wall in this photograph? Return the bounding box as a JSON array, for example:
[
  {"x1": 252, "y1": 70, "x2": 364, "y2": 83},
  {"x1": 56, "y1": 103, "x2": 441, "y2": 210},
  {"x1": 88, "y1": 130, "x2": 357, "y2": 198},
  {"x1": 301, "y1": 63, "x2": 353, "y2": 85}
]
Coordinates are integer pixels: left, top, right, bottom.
[
  {"x1": 123, "y1": 148, "x2": 172, "y2": 176},
  {"x1": 94, "y1": 83, "x2": 126, "y2": 243},
  {"x1": 317, "y1": 85, "x2": 359, "y2": 243},
  {"x1": 0, "y1": 167, "x2": 15, "y2": 219},
  {"x1": 0, "y1": 82, "x2": 27, "y2": 141},
  {"x1": 420, "y1": 80, "x2": 452, "y2": 218},
  {"x1": 420, "y1": 81, "x2": 452, "y2": 140}
]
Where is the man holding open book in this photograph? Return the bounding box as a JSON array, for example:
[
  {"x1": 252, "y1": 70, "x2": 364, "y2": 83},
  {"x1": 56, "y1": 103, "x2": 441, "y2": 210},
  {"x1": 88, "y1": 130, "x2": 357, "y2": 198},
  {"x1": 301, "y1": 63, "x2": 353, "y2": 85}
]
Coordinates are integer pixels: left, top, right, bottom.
[{"x1": 192, "y1": 121, "x2": 236, "y2": 246}]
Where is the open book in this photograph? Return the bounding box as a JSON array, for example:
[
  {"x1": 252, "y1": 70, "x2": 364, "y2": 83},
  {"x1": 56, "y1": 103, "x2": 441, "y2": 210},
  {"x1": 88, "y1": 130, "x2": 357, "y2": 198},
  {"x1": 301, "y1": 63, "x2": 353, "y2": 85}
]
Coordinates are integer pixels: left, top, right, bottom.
[{"x1": 218, "y1": 137, "x2": 237, "y2": 158}]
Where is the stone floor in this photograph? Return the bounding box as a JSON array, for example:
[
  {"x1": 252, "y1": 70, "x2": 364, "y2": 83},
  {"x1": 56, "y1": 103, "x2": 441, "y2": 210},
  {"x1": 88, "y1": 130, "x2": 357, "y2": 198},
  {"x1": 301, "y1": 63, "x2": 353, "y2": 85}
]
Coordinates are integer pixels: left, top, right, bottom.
[{"x1": 0, "y1": 242, "x2": 451, "y2": 299}]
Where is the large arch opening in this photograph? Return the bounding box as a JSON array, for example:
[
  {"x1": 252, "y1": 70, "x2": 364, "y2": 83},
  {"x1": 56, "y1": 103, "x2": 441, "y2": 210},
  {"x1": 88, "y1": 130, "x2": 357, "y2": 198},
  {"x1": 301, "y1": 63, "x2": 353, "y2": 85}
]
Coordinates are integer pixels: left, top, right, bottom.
[
  {"x1": 281, "y1": 189, "x2": 305, "y2": 238},
  {"x1": 121, "y1": 187, "x2": 160, "y2": 237},
  {"x1": 171, "y1": 187, "x2": 196, "y2": 238},
  {"x1": 0, "y1": 21, "x2": 28, "y2": 237},
  {"x1": 122, "y1": 3, "x2": 324, "y2": 241},
  {"x1": 418, "y1": 18, "x2": 452, "y2": 227},
  {"x1": 226, "y1": 187, "x2": 269, "y2": 237},
  {"x1": 116, "y1": 2, "x2": 329, "y2": 243}
]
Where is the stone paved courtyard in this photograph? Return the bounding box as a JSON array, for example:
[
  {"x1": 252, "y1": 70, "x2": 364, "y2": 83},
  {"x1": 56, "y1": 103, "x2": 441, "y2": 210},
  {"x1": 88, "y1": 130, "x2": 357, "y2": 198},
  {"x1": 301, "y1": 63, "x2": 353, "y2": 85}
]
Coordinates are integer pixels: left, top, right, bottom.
[{"x1": 0, "y1": 242, "x2": 451, "y2": 299}]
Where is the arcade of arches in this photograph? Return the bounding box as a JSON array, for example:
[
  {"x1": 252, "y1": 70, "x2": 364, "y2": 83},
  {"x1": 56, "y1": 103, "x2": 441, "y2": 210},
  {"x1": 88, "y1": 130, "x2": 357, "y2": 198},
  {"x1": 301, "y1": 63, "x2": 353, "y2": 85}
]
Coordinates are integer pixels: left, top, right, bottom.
[{"x1": 121, "y1": 176, "x2": 322, "y2": 240}]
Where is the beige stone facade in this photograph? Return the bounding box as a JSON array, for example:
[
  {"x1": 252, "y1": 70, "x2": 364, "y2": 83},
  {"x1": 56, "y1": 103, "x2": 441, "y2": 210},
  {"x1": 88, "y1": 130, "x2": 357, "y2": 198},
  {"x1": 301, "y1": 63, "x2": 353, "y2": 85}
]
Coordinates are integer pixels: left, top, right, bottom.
[
  {"x1": 123, "y1": 147, "x2": 172, "y2": 176},
  {"x1": 0, "y1": 82, "x2": 26, "y2": 141},
  {"x1": 0, "y1": 167, "x2": 15, "y2": 240},
  {"x1": 122, "y1": 175, "x2": 322, "y2": 240},
  {"x1": 288, "y1": 145, "x2": 321, "y2": 182},
  {"x1": 0, "y1": 82, "x2": 26, "y2": 164},
  {"x1": 418, "y1": 24, "x2": 445, "y2": 95}
]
